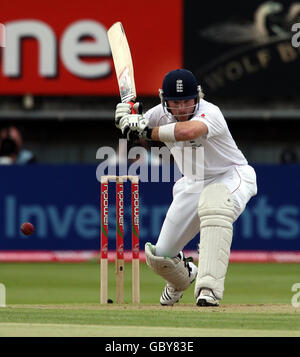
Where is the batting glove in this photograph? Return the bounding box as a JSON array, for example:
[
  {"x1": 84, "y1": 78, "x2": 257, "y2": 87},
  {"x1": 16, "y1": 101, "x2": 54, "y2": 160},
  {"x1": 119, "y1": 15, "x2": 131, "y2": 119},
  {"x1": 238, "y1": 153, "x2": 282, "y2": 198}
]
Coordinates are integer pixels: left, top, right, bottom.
[
  {"x1": 126, "y1": 114, "x2": 153, "y2": 140},
  {"x1": 119, "y1": 115, "x2": 130, "y2": 137},
  {"x1": 115, "y1": 102, "x2": 143, "y2": 128}
]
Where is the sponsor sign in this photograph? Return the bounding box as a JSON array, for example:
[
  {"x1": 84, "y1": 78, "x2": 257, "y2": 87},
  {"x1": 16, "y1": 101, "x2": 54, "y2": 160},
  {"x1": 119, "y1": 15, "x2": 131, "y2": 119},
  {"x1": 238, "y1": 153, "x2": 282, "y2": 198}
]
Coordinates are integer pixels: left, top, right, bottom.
[
  {"x1": 0, "y1": 0, "x2": 182, "y2": 95},
  {"x1": 0, "y1": 164, "x2": 299, "y2": 252}
]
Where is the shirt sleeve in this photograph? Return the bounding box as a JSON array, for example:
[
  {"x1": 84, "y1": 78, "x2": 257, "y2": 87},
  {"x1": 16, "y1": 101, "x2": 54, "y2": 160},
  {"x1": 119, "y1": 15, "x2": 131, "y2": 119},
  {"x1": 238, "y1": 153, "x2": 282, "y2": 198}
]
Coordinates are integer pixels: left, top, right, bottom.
[
  {"x1": 144, "y1": 105, "x2": 160, "y2": 128},
  {"x1": 192, "y1": 106, "x2": 227, "y2": 139}
]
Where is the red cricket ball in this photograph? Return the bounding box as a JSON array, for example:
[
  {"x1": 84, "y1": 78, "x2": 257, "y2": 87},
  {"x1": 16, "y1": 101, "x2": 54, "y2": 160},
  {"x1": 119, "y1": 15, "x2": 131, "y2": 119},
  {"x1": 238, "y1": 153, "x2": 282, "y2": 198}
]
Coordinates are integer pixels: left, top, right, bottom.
[{"x1": 21, "y1": 222, "x2": 35, "y2": 236}]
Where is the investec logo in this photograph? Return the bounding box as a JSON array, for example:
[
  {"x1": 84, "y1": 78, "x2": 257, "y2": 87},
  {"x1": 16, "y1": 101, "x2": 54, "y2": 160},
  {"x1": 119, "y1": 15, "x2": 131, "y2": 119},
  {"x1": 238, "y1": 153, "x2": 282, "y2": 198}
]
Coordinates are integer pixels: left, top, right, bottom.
[
  {"x1": 102, "y1": 184, "x2": 109, "y2": 226},
  {"x1": 117, "y1": 190, "x2": 124, "y2": 227},
  {"x1": 1, "y1": 20, "x2": 110, "y2": 78},
  {"x1": 132, "y1": 185, "x2": 139, "y2": 228}
]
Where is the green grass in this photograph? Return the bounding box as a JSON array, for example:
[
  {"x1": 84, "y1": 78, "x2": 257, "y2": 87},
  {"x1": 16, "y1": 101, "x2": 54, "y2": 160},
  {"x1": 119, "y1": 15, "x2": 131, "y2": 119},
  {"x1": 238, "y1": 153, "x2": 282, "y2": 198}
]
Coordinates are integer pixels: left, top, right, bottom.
[
  {"x1": 0, "y1": 262, "x2": 299, "y2": 337},
  {"x1": 223, "y1": 262, "x2": 300, "y2": 304},
  {"x1": 1, "y1": 261, "x2": 166, "y2": 304},
  {"x1": 1, "y1": 307, "x2": 300, "y2": 330},
  {"x1": 1, "y1": 262, "x2": 298, "y2": 305}
]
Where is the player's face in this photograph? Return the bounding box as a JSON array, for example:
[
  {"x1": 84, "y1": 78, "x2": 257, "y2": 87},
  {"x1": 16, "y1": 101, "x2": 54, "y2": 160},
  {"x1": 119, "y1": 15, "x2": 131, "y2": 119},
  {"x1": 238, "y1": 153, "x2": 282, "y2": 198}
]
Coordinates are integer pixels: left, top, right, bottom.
[{"x1": 167, "y1": 99, "x2": 196, "y2": 121}]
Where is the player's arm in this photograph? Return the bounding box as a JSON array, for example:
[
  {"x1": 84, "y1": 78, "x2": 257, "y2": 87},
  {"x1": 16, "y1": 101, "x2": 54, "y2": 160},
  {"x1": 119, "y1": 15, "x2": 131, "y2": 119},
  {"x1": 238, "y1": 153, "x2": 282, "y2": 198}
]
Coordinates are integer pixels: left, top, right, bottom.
[
  {"x1": 151, "y1": 121, "x2": 208, "y2": 142},
  {"x1": 115, "y1": 104, "x2": 208, "y2": 142}
]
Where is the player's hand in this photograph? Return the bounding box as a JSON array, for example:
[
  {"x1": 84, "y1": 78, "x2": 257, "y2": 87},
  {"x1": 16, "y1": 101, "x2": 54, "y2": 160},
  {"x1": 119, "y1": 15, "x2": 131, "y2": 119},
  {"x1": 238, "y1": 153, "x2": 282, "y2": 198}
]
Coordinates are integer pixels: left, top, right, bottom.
[
  {"x1": 115, "y1": 102, "x2": 143, "y2": 128},
  {"x1": 118, "y1": 115, "x2": 130, "y2": 137},
  {"x1": 125, "y1": 114, "x2": 153, "y2": 140},
  {"x1": 118, "y1": 114, "x2": 139, "y2": 141}
]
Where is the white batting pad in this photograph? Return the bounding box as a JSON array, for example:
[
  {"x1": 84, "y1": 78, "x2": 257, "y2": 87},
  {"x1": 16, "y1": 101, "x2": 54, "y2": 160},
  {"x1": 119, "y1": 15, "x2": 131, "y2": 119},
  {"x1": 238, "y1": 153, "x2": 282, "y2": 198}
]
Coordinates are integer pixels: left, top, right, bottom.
[
  {"x1": 194, "y1": 183, "x2": 235, "y2": 300},
  {"x1": 145, "y1": 243, "x2": 192, "y2": 291}
]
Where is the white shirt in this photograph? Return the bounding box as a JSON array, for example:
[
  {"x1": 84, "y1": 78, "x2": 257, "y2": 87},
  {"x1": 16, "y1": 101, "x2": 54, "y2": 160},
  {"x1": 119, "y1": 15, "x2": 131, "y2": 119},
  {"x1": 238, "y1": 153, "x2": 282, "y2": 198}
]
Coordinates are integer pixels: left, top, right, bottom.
[{"x1": 144, "y1": 99, "x2": 248, "y2": 180}]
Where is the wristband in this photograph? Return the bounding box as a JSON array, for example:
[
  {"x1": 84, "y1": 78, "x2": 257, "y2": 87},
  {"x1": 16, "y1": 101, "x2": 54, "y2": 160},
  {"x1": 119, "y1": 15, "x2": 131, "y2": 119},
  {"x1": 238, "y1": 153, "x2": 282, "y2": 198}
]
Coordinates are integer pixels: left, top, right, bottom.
[{"x1": 158, "y1": 123, "x2": 176, "y2": 142}]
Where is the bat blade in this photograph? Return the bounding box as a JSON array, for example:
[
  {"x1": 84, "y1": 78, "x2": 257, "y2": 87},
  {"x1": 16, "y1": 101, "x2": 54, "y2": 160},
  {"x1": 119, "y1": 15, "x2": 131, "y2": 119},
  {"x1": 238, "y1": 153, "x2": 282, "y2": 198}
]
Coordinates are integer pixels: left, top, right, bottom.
[{"x1": 107, "y1": 22, "x2": 136, "y2": 103}]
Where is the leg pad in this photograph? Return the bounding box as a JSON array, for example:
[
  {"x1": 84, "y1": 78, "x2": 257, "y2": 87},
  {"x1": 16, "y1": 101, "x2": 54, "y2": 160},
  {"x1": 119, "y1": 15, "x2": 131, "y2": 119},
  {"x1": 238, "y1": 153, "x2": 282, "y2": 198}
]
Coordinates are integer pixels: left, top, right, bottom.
[{"x1": 194, "y1": 184, "x2": 235, "y2": 300}]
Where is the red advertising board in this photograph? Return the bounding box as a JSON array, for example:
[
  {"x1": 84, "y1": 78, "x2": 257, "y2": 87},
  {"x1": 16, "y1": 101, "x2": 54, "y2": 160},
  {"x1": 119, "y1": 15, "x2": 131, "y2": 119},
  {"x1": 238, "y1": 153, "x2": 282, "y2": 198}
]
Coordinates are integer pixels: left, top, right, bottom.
[{"x1": 0, "y1": 0, "x2": 182, "y2": 95}]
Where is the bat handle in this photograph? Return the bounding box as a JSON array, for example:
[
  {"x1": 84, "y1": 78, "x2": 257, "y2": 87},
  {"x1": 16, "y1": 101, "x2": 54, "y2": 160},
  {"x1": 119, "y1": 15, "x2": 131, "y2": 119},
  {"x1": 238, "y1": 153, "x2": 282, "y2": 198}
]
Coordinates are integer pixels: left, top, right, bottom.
[{"x1": 129, "y1": 101, "x2": 136, "y2": 114}]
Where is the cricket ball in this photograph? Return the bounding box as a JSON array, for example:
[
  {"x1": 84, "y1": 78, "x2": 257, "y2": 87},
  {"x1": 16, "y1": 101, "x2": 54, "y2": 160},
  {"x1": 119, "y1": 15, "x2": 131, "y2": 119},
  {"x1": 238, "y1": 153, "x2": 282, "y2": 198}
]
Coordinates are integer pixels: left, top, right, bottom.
[{"x1": 21, "y1": 222, "x2": 35, "y2": 236}]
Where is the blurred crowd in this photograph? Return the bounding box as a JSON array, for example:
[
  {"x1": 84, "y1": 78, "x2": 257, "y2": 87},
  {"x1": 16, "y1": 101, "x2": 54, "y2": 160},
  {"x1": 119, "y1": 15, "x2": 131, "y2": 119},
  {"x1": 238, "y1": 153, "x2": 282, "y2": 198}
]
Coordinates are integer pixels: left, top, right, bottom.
[{"x1": 0, "y1": 126, "x2": 36, "y2": 165}]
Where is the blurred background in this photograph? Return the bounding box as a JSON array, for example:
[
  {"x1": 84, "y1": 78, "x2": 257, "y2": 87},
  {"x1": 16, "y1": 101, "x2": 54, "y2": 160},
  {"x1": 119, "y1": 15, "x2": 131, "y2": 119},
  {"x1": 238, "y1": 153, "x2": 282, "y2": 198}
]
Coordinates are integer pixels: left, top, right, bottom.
[{"x1": 0, "y1": 0, "x2": 299, "y2": 262}]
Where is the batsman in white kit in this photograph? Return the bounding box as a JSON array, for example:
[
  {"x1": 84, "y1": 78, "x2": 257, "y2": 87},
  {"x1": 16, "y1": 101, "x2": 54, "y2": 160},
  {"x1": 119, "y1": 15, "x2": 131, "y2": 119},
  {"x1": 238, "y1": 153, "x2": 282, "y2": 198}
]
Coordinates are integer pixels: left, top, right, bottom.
[{"x1": 115, "y1": 69, "x2": 257, "y2": 306}]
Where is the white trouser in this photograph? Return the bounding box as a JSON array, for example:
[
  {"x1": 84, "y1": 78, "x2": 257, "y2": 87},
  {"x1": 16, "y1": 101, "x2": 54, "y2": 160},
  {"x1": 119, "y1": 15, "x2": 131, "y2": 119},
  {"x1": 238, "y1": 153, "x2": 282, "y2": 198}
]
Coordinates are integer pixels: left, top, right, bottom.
[{"x1": 155, "y1": 165, "x2": 257, "y2": 258}]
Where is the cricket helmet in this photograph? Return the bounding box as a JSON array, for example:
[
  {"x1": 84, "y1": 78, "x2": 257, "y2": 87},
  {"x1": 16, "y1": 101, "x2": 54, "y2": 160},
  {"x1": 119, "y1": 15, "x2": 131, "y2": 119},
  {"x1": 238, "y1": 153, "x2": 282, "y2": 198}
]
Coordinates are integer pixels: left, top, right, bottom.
[
  {"x1": 159, "y1": 69, "x2": 204, "y2": 119},
  {"x1": 160, "y1": 69, "x2": 199, "y2": 100}
]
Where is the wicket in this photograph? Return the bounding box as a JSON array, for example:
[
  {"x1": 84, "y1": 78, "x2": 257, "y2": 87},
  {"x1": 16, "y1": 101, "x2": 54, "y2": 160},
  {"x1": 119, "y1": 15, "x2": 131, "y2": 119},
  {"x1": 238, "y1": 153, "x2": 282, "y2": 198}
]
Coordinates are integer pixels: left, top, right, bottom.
[{"x1": 100, "y1": 175, "x2": 140, "y2": 304}]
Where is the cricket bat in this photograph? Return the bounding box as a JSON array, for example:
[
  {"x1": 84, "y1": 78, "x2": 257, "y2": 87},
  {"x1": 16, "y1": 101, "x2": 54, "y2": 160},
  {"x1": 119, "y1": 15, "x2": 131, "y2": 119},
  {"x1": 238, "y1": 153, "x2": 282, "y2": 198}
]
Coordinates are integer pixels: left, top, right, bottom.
[{"x1": 107, "y1": 22, "x2": 137, "y2": 113}]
